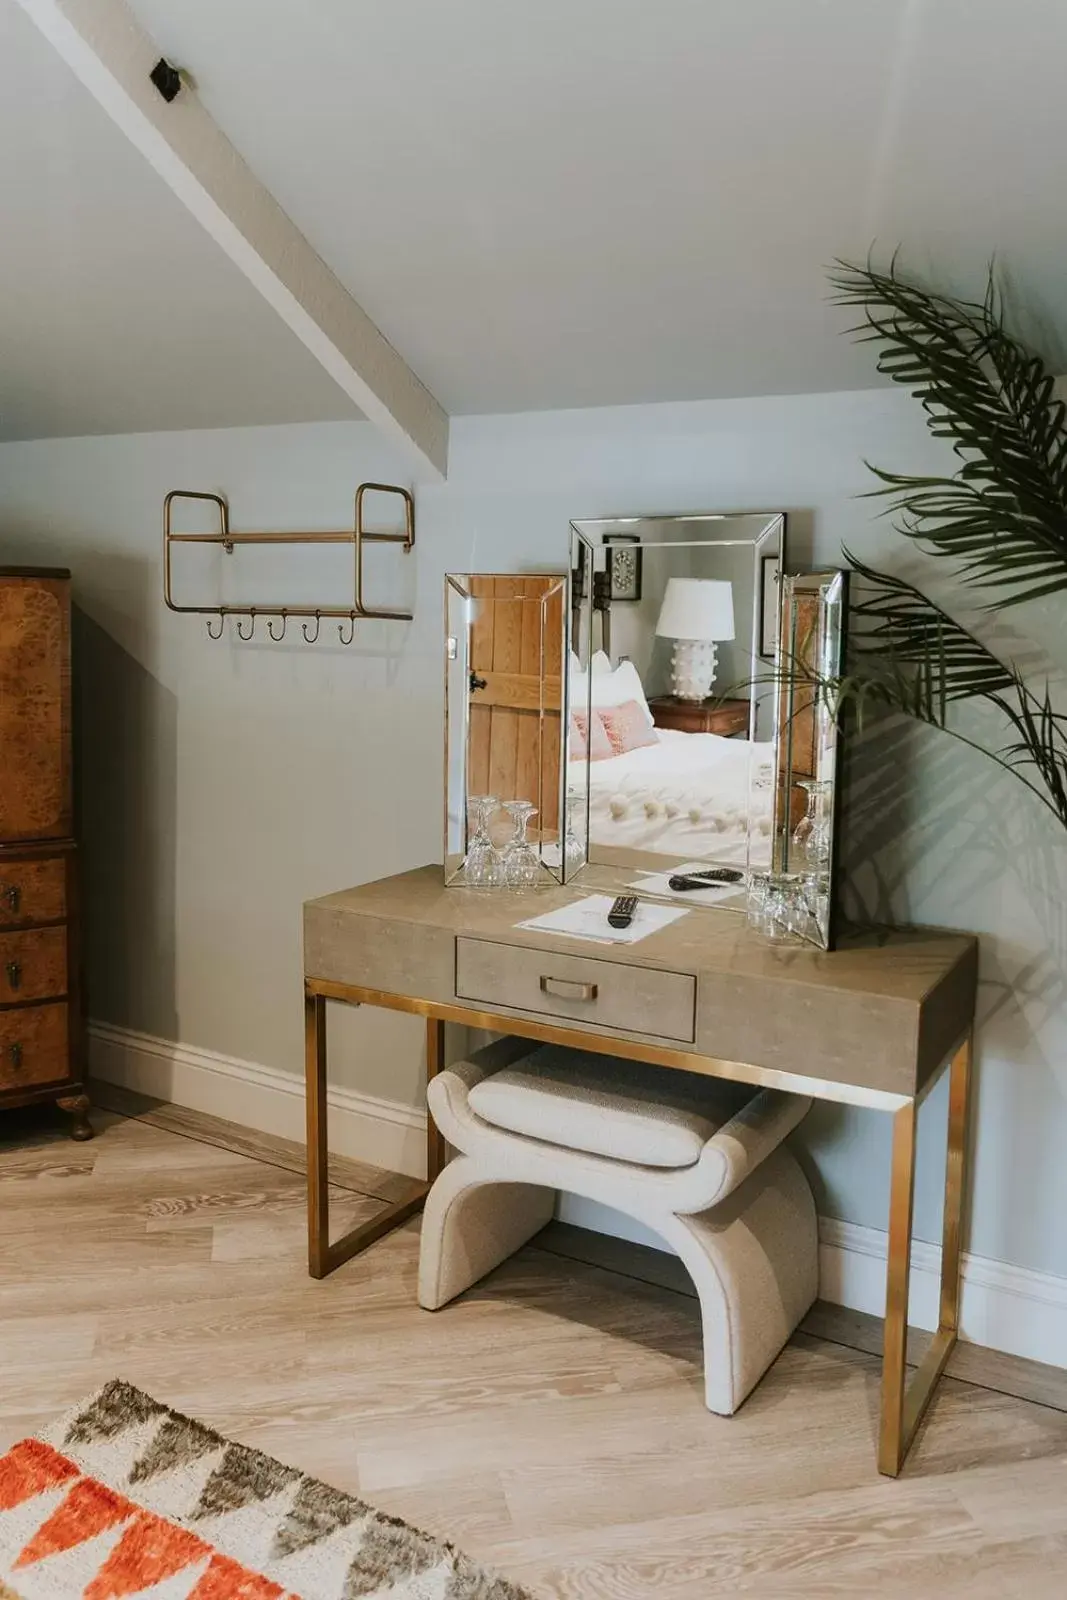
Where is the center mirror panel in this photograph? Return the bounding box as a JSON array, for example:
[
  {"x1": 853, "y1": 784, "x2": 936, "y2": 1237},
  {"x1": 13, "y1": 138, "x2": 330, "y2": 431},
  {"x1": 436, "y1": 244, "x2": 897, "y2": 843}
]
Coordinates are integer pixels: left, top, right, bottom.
[{"x1": 566, "y1": 514, "x2": 785, "y2": 909}]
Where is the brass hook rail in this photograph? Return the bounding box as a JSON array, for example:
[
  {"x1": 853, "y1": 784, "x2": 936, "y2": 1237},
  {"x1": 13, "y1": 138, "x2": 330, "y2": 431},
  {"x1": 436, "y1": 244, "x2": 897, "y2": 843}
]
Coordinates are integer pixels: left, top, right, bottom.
[{"x1": 163, "y1": 483, "x2": 415, "y2": 641}]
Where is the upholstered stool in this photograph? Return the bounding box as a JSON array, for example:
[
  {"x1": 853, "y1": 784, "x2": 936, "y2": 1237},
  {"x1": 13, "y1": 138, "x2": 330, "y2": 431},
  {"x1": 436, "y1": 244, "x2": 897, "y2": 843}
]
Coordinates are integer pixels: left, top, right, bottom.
[{"x1": 418, "y1": 1038, "x2": 818, "y2": 1414}]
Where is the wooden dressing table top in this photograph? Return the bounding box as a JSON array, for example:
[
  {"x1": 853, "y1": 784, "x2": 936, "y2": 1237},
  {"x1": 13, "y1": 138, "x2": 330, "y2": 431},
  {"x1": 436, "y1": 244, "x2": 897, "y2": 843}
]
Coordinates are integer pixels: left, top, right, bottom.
[{"x1": 304, "y1": 866, "x2": 977, "y2": 1107}]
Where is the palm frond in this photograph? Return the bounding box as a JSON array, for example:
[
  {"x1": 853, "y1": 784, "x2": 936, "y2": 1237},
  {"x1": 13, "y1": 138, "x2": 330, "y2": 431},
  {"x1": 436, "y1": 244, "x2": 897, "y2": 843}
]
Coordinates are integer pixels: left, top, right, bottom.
[
  {"x1": 833, "y1": 553, "x2": 1067, "y2": 827},
  {"x1": 830, "y1": 257, "x2": 1067, "y2": 607}
]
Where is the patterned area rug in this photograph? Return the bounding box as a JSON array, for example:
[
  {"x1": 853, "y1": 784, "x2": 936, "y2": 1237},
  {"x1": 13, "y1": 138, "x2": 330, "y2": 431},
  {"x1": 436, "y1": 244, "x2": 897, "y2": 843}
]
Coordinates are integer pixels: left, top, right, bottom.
[{"x1": 0, "y1": 1381, "x2": 529, "y2": 1599}]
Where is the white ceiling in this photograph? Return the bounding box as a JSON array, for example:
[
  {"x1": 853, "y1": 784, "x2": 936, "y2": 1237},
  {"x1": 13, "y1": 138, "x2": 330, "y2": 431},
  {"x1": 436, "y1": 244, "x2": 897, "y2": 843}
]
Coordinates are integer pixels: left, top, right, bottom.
[
  {"x1": 5, "y1": 0, "x2": 1067, "y2": 439},
  {"x1": 0, "y1": 0, "x2": 358, "y2": 440}
]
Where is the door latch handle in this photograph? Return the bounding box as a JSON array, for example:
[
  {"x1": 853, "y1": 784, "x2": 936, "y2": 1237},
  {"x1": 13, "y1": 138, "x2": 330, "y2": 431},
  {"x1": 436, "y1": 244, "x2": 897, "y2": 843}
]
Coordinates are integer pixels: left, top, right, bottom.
[{"x1": 469, "y1": 672, "x2": 488, "y2": 693}]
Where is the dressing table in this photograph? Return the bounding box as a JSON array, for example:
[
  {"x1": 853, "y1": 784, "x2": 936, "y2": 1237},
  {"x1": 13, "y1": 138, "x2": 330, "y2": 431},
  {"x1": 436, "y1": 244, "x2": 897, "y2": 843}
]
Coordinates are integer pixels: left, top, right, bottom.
[{"x1": 304, "y1": 865, "x2": 977, "y2": 1477}]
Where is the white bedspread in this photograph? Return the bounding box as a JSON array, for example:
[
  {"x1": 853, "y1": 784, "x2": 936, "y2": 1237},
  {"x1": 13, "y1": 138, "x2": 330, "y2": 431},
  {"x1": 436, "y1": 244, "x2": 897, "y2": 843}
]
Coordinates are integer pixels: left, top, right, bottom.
[{"x1": 570, "y1": 729, "x2": 774, "y2": 867}]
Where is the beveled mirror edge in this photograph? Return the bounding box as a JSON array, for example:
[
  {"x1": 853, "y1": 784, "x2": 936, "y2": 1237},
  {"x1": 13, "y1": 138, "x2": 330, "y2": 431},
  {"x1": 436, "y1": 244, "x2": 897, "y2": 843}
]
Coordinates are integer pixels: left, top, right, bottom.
[
  {"x1": 775, "y1": 567, "x2": 850, "y2": 951},
  {"x1": 443, "y1": 571, "x2": 569, "y2": 888}
]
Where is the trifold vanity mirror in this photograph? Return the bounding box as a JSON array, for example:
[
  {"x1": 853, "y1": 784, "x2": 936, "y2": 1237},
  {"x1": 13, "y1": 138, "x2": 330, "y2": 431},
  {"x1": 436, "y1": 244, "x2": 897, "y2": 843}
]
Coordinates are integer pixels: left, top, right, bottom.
[{"x1": 445, "y1": 517, "x2": 848, "y2": 949}]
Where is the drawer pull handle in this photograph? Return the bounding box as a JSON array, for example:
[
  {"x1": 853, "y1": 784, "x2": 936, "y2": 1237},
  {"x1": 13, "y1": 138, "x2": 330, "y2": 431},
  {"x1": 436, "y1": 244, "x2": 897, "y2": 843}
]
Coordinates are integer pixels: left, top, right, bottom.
[
  {"x1": 2, "y1": 885, "x2": 20, "y2": 915},
  {"x1": 5, "y1": 961, "x2": 20, "y2": 991},
  {"x1": 540, "y1": 976, "x2": 598, "y2": 1003},
  {"x1": 8, "y1": 1042, "x2": 22, "y2": 1070}
]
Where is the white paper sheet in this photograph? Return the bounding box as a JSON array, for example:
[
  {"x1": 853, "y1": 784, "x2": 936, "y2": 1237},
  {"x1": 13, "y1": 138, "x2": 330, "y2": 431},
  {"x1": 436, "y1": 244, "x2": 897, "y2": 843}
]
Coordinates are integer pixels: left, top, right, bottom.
[{"x1": 515, "y1": 894, "x2": 689, "y2": 945}]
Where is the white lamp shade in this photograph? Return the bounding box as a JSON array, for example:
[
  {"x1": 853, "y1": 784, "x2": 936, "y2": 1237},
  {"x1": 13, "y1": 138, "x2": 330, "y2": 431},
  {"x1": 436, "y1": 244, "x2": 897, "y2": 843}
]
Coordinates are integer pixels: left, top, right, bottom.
[{"x1": 655, "y1": 578, "x2": 735, "y2": 642}]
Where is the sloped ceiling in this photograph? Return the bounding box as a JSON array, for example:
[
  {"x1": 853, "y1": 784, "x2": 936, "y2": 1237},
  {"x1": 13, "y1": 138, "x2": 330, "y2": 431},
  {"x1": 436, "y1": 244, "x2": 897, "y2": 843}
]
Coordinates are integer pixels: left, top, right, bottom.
[
  {"x1": 6, "y1": 0, "x2": 1067, "y2": 439},
  {"x1": 0, "y1": 0, "x2": 359, "y2": 440}
]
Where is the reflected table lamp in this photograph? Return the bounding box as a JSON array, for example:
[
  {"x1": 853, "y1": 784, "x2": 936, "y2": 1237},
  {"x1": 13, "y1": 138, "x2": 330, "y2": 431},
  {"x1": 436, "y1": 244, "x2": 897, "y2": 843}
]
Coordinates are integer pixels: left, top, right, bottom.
[{"x1": 655, "y1": 578, "x2": 735, "y2": 701}]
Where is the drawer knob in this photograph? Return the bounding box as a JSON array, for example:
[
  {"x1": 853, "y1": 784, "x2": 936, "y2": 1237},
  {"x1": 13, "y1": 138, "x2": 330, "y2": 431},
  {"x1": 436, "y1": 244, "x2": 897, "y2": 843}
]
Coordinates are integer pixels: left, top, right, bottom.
[
  {"x1": 2, "y1": 885, "x2": 20, "y2": 914},
  {"x1": 5, "y1": 961, "x2": 20, "y2": 991},
  {"x1": 8, "y1": 1042, "x2": 22, "y2": 1070},
  {"x1": 540, "y1": 975, "x2": 598, "y2": 1002}
]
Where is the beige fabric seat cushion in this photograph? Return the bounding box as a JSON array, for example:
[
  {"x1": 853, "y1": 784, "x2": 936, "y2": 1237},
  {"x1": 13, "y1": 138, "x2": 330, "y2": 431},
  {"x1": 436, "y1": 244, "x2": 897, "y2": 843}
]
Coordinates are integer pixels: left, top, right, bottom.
[{"x1": 466, "y1": 1045, "x2": 749, "y2": 1169}]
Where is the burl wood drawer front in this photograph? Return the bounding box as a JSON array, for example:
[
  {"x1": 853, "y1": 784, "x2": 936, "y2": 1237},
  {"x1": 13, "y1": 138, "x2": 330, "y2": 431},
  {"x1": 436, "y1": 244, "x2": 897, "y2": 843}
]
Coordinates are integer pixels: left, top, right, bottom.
[
  {"x1": 0, "y1": 577, "x2": 71, "y2": 841},
  {"x1": 455, "y1": 937, "x2": 697, "y2": 1042},
  {"x1": 0, "y1": 857, "x2": 66, "y2": 928},
  {"x1": 0, "y1": 926, "x2": 67, "y2": 1005},
  {"x1": 0, "y1": 1002, "x2": 69, "y2": 1092}
]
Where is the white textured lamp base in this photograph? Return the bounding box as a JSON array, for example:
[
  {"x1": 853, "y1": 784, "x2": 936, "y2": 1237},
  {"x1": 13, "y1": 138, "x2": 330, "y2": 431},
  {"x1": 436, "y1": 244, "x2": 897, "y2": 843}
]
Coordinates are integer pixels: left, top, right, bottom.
[{"x1": 670, "y1": 639, "x2": 719, "y2": 701}]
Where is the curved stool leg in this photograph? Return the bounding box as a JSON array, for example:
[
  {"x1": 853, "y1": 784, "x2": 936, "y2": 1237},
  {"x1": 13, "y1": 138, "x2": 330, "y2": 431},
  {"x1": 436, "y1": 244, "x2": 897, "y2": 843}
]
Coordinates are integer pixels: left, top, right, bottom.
[
  {"x1": 418, "y1": 1158, "x2": 556, "y2": 1310},
  {"x1": 667, "y1": 1148, "x2": 818, "y2": 1414}
]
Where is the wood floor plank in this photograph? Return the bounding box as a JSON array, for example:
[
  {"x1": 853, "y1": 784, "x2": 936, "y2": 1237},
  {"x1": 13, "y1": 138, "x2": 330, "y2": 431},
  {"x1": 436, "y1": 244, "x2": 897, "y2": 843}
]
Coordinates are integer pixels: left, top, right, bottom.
[
  {"x1": 1, "y1": 1106, "x2": 1065, "y2": 1600},
  {"x1": 541, "y1": 1219, "x2": 1067, "y2": 1415}
]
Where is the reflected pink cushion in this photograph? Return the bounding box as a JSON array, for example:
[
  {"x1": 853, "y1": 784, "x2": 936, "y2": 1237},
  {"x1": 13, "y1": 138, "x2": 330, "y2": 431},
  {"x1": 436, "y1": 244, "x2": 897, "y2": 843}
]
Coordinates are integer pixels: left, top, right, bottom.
[
  {"x1": 570, "y1": 710, "x2": 615, "y2": 761},
  {"x1": 599, "y1": 699, "x2": 660, "y2": 756}
]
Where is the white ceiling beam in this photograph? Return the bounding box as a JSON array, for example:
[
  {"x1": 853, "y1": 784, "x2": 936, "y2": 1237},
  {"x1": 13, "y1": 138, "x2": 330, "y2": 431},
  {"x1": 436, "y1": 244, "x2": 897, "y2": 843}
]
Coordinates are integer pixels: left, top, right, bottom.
[{"x1": 15, "y1": 0, "x2": 449, "y2": 481}]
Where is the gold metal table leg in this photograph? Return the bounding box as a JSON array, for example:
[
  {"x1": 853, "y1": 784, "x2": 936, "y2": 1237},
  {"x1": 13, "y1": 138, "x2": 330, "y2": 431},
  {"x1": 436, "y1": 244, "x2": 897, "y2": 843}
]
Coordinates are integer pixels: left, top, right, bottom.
[
  {"x1": 426, "y1": 1017, "x2": 447, "y2": 1182},
  {"x1": 305, "y1": 984, "x2": 435, "y2": 1280},
  {"x1": 878, "y1": 1032, "x2": 973, "y2": 1475}
]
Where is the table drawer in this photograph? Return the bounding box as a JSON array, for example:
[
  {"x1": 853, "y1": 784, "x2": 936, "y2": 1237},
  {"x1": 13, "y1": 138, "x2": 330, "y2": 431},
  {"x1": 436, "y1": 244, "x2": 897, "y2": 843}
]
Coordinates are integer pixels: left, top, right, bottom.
[
  {"x1": 0, "y1": 856, "x2": 66, "y2": 928},
  {"x1": 0, "y1": 926, "x2": 67, "y2": 1005},
  {"x1": 455, "y1": 937, "x2": 696, "y2": 1042},
  {"x1": 0, "y1": 1002, "x2": 69, "y2": 1092}
]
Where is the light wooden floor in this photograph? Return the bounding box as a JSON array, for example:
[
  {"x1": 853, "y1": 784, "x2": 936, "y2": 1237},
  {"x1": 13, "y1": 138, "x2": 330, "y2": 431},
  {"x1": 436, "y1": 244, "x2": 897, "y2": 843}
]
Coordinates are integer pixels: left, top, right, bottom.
[{"x1": 3, "y1": 1107, "x2": 1066, "y2": 1599}]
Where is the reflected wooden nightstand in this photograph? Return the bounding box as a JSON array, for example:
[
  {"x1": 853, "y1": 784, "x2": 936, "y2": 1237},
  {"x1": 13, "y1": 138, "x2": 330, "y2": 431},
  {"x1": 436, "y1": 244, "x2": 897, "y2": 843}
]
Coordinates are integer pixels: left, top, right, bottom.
[{"x1": 648, "y1": 696, "x2": 750, "y2": 736}]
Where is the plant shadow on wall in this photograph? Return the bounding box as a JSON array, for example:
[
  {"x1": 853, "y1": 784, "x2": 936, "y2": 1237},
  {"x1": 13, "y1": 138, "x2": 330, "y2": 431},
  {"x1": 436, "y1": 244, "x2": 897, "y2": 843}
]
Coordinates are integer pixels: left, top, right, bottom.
[{"x1": 825, "y1": 256, "x2": 1067, "y2": 940}]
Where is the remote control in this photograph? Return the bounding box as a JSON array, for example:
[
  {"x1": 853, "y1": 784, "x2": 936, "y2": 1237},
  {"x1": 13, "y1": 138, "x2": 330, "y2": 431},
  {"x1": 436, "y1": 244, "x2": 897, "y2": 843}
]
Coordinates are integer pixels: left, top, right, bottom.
[
  {"x1": 667, "y1": 870, "x2": 743, "y2": 892},
  {"x1": 608, "y1": 895, "x2": 638, "y2": 929}
]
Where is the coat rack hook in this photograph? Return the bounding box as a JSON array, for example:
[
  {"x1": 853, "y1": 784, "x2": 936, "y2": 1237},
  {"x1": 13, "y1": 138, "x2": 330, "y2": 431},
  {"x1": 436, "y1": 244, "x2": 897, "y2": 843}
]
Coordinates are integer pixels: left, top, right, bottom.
[
  {"x1": 268, "y1": 612, "x2": 287, "y2": 642},
  {"x1": 302, "y1": 610, "x2": 321, "y2": 644},
  {"x1": 338, "y1": 615, "x2": 356, "y2": 645},
  {"x1": 236, "y1": 610, "x2": 256, "y2": 641},
  {"x1": 206, "y1": 614, "x2": 225, "y2": 640}
]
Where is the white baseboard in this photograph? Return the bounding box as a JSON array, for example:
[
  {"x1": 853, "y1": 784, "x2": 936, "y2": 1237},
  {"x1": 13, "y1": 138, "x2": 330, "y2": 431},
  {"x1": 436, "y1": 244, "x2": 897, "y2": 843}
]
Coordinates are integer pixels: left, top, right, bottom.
[
  {"x1": 560, "y1": 1197, "x2": 1067, "y2": 1371},
  {"x1": 91, "y1": 1021, "x2": 1067, "y2": 1371},
  {"x1": 88, "y1": 1021, "x2": 427, "y2": 1178}
]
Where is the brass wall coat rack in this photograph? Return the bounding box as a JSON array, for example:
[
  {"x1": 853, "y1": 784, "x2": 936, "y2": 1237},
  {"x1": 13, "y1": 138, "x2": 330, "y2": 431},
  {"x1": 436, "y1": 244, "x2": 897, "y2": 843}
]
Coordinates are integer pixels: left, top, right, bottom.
[{"x1": 163, "y1": 482, "x2": 415, "y2": 643}]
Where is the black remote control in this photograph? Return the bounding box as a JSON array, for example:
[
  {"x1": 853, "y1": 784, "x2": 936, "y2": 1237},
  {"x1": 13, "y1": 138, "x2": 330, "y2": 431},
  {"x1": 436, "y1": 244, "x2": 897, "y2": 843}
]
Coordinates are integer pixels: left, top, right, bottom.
[
  {"x1": 668, "y1": 870, "x2": 744, "y2": 892},
  {"x1": 608, "y1": 895, "x2": 638, "y2": 929}
]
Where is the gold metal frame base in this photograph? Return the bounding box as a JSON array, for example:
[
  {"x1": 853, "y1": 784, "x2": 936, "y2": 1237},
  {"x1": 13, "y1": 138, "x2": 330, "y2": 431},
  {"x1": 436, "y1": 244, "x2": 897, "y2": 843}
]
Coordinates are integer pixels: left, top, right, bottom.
[
  {"x1": 303, "y1": 979, "x2": 973, "y2": 1478},
  {"x1": 878, "y1": 1032, "x2": 972, "y2": 1476}
]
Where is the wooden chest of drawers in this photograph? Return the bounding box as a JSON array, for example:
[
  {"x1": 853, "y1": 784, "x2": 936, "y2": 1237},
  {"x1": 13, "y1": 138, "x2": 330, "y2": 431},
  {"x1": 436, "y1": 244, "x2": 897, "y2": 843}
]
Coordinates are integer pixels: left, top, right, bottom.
[{"x1": 0, "y1": 568, "x2": 89, "y2": 1140}]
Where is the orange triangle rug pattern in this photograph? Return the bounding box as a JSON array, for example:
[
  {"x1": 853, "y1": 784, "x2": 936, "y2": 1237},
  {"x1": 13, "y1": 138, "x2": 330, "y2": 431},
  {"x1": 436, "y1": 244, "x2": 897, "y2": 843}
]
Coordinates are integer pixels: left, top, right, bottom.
[{"x1": 0, "y1": 1381, "x2": 529, "y2": 1599}]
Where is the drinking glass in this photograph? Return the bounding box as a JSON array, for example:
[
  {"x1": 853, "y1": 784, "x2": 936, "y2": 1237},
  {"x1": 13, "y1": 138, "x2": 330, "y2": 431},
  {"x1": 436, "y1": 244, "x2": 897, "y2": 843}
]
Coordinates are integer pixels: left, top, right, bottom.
[
  {"x1": 746, "y1": 871, "x2": 772, "y2": 933},
  {"x1": 792, "y1": 779, "x2": 832, "y2": 872},
  {"x1": 501, "y1": 800, "x2": 542, "y2": 889},
  {"x1": 463, "y1": 795, "x2": 506, "y2": 889},
  {"x1": 761, "y1": 873, "x2": 805, "y2": 941},
  {"x1": 563, "y1": 787, "x2": 587, "y2": 878},
  {"x1": 801, "y1": 871, "x2": 830, "y2": 935}
]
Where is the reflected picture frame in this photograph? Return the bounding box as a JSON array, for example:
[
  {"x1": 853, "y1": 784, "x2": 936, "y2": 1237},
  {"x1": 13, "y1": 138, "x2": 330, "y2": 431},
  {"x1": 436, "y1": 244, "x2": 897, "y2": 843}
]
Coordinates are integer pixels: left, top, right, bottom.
[
  {"x1": 604, "y1": 532, "x2": 643, "y2": 602},
  {"x1": 759, "y1": 554, "x2": 779, "y2": 660}
]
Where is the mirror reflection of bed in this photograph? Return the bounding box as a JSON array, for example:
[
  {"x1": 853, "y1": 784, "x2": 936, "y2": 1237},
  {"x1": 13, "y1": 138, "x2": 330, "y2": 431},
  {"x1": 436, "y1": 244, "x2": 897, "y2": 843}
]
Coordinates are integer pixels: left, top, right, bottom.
[{"x1": 568, "y1": 515, "x2": 784, "y2": 907}]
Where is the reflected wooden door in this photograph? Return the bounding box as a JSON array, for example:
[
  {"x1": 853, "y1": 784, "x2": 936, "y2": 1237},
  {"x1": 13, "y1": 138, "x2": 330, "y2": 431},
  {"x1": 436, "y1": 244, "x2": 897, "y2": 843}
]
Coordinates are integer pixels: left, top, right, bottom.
[
  {"x1": 778, "y1": 589, "x2": 819, "y2": 832},
  {"x1": 467, "y1": 577, "x2": 562, "y2": 838},
  {"x1": 0, "y1": 573, "x2": 72, "y2": 842}
]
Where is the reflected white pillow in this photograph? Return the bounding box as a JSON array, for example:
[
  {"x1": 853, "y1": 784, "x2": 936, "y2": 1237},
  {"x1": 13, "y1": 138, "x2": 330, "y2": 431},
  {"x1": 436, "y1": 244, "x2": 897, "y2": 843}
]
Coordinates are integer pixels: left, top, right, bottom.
[{"x1": 591, "y1": 659, "x2": 654, "y2": 728}]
